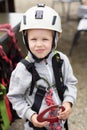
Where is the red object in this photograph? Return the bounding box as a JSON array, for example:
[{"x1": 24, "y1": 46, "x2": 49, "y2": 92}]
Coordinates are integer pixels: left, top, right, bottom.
[
  {"x1": 44, "y1": 89, "x2": 65, "y2": 130},
  {"x1": 0, "y1": 23, "x2": 23, "y2": 123},
  {"x1": 45, "y1": 89, "x2": 55, "y2": 106},
  {"x1": 37, "y1": 105, "x2": 65, "y2": 123},
  {"x1": 0, "y1": 23, "x2": 23, "y2": 69}
]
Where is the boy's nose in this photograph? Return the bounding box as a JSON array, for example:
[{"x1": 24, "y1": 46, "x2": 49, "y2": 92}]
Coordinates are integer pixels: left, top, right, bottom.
[{"x1": 36, "y1": 40, "x2": 42, "y2": 46}]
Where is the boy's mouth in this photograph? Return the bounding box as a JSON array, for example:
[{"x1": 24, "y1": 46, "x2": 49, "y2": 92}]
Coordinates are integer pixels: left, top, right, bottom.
[{"x1": 36, "y1": 49, "x2": 44, "y2": 53}]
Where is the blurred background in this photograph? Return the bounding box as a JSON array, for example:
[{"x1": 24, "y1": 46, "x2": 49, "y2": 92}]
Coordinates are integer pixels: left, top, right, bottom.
[{"x1": 0, "y1": 0, "x2": 87, "y2": 130}]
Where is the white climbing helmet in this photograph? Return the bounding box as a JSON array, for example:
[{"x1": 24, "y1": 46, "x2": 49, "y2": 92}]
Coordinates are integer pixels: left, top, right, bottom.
[{"x1": 20, "y1": 4, "x2": 62, "y2": 33}]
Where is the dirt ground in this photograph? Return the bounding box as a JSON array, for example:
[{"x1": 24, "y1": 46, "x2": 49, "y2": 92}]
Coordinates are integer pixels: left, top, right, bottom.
[{"x1": 8, "y1": 1, "x2": 87, "y2": 130}]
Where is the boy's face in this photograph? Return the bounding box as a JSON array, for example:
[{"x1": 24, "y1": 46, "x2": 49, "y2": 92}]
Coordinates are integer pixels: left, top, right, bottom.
[{"x1": 27, "y1": 29, "x2": 53, "y2": 59}]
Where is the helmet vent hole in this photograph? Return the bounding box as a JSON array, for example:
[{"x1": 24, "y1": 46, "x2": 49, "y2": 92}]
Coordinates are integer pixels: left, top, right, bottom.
[
  {"x1": 52, "y1": 16, "x2": 57, "y2": 25},
  {"x1": 35, "y1": 10, "x2": 43, "y2": 19},
  {"x1": 23, "y1": 15, "x2": 26, "y2": 25}
]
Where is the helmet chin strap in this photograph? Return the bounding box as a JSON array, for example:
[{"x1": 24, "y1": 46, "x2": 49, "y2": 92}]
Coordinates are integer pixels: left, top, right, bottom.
[{"x1": 29, "y1": 49, "x2": 51, "y2": 63}]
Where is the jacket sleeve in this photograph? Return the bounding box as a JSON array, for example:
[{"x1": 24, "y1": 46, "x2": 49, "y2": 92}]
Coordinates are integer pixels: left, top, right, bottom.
[
  {"x1": 7, "y1": 62, "x2": 36, "y2": 120},
  {"x1": 61, "y1": 54, "x2": 78, "y2": 105}
]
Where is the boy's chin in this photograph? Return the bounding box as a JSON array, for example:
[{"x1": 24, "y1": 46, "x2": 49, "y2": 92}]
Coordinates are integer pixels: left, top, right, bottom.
[{"x1": 36, "y1": 55, "x2": 46, "y2": 59}]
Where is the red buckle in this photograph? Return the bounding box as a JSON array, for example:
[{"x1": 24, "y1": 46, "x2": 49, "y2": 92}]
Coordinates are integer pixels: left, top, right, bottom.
[{"x1": 37, "y1": 105, "x2": 65, "y2": 123}]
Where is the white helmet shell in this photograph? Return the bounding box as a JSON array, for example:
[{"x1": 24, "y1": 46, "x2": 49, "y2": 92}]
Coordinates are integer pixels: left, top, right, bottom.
[{"x1": 20, "y1": 4, "x2": 62, "y2": 33}]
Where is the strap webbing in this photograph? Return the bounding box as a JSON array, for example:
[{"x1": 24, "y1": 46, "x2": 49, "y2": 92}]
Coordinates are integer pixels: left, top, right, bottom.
[
  {"x1": 32, "y1": 85, "x2": 46, "y2": 113},
  {"x1": 52, "y1": 52, "x2": 66, "y2": 101},
  {"x1": 21, "y1": 59, "x2": 41, "y2": 95},
  {"x1": 21, "y1": 59, "x2": 47, "y2": 129},
  {"x1": 29, "y1": 86, "x2": 47, "y2": 129},
  {"x1": 52, "y1": 52, "x2": 68, "y2": 130}
]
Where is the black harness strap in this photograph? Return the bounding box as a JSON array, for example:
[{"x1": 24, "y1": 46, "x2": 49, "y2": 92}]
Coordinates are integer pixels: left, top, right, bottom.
[
  {"x1": 21, "y1": 59, "x2": 41, "y2": 95},
  {"x1": 52, "y1": 53, "x2": 67, "y2": 101},
  {"x1": 52, "y1": 52, "x2": 68, "y2": 130},
  {"x1": 21, "y1": 59, "x2": 47, "y2": 130},
  {"x1": 29, "y1": 85, "x2": 47, "y2": 130},
  {"x1": 32, "y1": 85, "x2": 46, "y2": 113},
  {"x1": 21, "y1": 59, "x2": 47, "y2": 112}
]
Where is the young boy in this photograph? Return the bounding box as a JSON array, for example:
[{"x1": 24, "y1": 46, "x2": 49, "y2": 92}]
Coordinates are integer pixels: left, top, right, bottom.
[{"x1": 7, "y1": 4, "x2": 77, "y2": 130}]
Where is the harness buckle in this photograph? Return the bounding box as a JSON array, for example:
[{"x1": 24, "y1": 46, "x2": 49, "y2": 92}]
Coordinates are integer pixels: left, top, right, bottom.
[{"x1": 36, "y1": 85, "x2": 46, "y2": 97}]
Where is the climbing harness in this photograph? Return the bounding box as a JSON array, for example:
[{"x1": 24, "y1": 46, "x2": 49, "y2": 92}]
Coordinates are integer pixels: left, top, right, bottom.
[{"x1": 21, "y1": 52, "x2": 68, "y2": 130}]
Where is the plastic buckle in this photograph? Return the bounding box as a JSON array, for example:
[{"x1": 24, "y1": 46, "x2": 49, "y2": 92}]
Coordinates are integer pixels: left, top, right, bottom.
[{"x1": 37, "y1": 105, "x2": 65, "y2": 123}]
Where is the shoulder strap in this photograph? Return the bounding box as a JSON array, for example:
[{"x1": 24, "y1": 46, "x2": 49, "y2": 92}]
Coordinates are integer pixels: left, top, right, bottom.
[
  {"x1": 21, "y1": 58, "x2": 47, "y2": 129},
  {"x1": 52, "y1": 51, "x2": 67, "y2": 101},
  {"x1": 21, "y1": 59, "x2": 41, "y2": 95},
  {"x1": 52, "y1": 52, "x2": 68, "y2": 130}
]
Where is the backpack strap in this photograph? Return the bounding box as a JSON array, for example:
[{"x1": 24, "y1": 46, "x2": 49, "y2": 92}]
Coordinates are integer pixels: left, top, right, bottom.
[
  {"x1": 52, "y1": 51, "x2": 67, "y2": 101},
  {"x1": 21, "y1": 58, "x2": 47, "y2": 130},
  {"x1": 21, "y1": 58, "x2": 41, "y2": 95},
  {"x1": 21, "y1": 58, "x2": 50, "y2": 111},
  {"x1": 52, "y1": 51, "x2": 68, "y2": 130},
  {"x1": 29, "y1": 85, "x2": 47, "y2": 130}
]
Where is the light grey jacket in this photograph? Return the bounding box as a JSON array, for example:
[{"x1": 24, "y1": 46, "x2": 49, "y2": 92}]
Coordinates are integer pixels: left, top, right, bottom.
[{"x1": 7, "y1": 51, "x2": 77, "y2": 130}]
